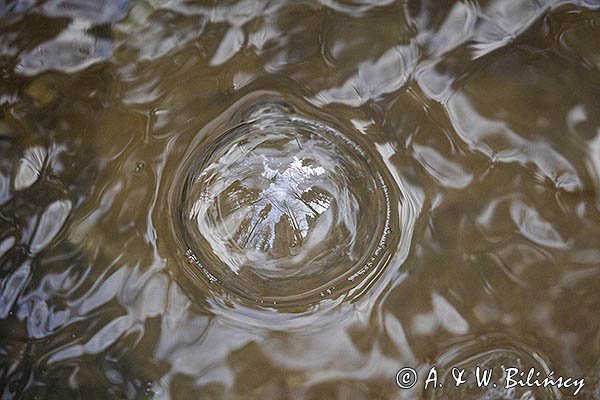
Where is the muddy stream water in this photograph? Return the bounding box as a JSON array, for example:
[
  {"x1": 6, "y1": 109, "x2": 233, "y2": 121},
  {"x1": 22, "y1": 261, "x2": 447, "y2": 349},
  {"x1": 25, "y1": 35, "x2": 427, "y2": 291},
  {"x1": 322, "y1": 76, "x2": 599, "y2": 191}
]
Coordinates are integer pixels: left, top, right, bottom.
[{"x1": 1, "y1": 0, "x2": 600, "y2": 398}]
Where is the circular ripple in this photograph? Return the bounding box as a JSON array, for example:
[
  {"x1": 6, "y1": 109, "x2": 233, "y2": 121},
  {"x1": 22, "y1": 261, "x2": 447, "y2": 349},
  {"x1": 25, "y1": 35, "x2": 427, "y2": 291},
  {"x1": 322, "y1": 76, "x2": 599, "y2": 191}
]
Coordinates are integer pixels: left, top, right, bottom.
[
  {"x1": 171, "y1": 100, "x2": 401, "y2": 315},
  {"x1": 430, "y1": 336, "x2": 559, "y2": 400}
]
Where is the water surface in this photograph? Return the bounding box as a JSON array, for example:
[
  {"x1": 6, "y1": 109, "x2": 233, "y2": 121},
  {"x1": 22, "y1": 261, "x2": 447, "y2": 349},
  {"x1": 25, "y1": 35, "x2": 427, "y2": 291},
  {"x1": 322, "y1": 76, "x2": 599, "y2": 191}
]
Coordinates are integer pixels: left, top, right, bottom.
[{"x1": 1, "y1": 0, "x2": 600, "y2": 398}]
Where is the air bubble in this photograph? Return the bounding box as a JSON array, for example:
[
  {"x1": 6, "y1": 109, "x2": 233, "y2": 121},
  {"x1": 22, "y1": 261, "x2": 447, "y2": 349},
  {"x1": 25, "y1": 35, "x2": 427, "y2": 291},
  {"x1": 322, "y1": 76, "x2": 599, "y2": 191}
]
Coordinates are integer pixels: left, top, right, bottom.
[{"x1": 169, "y1": 98, "x2": 408, "y2": 324}]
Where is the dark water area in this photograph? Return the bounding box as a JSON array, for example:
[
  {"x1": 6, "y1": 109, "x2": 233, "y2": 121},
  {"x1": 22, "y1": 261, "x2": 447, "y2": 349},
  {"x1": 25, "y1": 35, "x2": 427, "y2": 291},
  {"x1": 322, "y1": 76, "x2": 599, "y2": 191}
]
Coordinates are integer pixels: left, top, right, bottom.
[{"x1": 1, "y1": 0, "x2": 600, "y2": 398}]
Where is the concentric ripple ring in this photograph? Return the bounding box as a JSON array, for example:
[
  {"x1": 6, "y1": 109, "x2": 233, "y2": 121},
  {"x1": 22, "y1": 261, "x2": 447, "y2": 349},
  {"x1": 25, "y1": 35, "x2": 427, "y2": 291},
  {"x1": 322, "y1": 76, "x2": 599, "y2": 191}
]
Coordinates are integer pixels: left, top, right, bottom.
[
  {"x1": 430, "y1": 335, "x2": 560, "y2": 399},
  {"x1": 170, "y1": 96, "x2": 407, "y2": 321}
]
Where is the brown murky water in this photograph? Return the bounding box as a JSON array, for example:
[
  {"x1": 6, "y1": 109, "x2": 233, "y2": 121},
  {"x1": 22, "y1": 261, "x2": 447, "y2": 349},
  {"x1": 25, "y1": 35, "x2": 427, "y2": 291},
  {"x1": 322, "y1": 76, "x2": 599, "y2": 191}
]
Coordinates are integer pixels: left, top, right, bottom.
[{"x1": 1, "y1": 0, "x2": 600, "y2": 398}]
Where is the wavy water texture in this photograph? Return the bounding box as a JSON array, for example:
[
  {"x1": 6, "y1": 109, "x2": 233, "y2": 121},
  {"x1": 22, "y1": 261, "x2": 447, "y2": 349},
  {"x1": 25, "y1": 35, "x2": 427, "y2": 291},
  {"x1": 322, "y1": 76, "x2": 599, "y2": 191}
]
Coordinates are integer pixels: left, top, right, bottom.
[{"x1": 1, "y1": 0, "x2": 600, "y2": 399}]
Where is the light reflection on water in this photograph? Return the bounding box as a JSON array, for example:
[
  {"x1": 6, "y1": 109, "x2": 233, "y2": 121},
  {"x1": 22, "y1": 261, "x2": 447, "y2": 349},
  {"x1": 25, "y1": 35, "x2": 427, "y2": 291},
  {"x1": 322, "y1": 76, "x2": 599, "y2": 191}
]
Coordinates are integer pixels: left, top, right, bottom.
[{"x1": 1, "y1": 0, "x2": 600, "y2": 398}]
